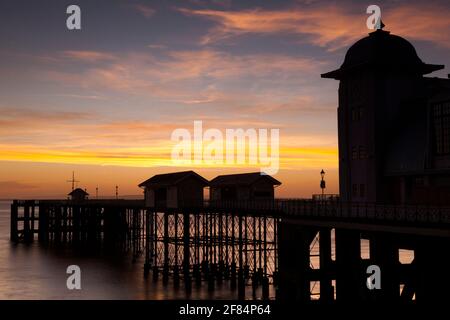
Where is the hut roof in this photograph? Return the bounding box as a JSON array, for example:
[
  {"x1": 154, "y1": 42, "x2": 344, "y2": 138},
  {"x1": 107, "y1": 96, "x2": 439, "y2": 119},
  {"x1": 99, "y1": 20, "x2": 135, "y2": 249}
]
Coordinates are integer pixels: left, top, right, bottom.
[
  {"x1": 138, "y1": 170, "x2": 209, "y2": 188},
  {"x1": 68, "y1": 188, "x2": 89, "y2": 196},
  {"x1": 210, "y1": 172, "x2": 281, "y2": 186}
]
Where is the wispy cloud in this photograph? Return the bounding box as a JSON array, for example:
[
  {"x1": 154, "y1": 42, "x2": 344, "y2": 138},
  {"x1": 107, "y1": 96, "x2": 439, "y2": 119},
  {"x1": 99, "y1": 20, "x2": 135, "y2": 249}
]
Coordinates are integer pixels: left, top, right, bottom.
[
  {"x1": 0, "y1": 105, "x2": 337, "y2": 171},
  {"x1": 177, "y1": 6, "x2": 364, "y2": 50},
  {"x1": 61, "y1": 50, "x2": 117, "y2": 63},
  {"x1": 147, "y1": 44, "x2": 168, "y2": 50},
  {"x1": 0, "y1": 107, "x2": 92, "y2": 126},
  {"x1": 386, "y1": 5, "x2": 450, "y2": 48},
  {"x1": 132, "y1": 4, "x2": 155, "y2": 18},
  {"x1": 178, "y1": 3, "x2": 450, "y2": 50},
  {"x1": 43, "y1": 49, "x2": 326, "y2": 107},
  {"x1": 0, "y1": 143, "x2": 337, "y2": 170}
]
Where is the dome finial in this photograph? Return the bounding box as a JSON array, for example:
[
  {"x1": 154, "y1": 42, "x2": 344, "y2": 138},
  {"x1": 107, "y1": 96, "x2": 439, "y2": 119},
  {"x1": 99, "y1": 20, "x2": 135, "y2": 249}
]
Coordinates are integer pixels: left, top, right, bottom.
[{"x1": 370, "y1": 19, "x2": 387, "y2": 35}]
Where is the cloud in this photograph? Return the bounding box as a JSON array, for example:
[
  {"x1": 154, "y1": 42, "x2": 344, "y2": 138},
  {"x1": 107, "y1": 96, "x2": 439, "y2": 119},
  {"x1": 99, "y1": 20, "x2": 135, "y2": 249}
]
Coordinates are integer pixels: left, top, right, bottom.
[
  {"x1": 61, "y1": 50, "x2": 117, "y2": 63},
  {"x1": 0, "y1": 107, "x2": 92, "y2": 126},
  {"x1": 147, "y1": 44, "x2": 168, "y2": 50},
  {"x1": 385, "y1": 5, "x2": 450, "y2": 48},
  {"x1": 163, "y1": 50, "x2": 322, "y2": 79},
  {"x1": 0, "y1": 144, "x2": 338, "y2": 171},
  {"x1": 132, "y1": 4, "x2": 155, "y2": 18},
  {"x1": 187, "y1": 0, "x2": 232, "y2": 8},
  {"x1": 43, "y1": 48, "x2": 326, "y2": 110},
  {"x1": 50, "y1": 94, "x2": 106, "y2": 100},
  {"x1": 178, "y1": 3, "x2": 450, "y2": 50},
  {"x1": 177, "y1": 6, "x2": 364, "y2": 50},
  {"x1": 0, "y1": 104, "x2": 338, "y2": 173},
  {"x1": 235, "y1": 96, "x2": 335, "y2": 116}
]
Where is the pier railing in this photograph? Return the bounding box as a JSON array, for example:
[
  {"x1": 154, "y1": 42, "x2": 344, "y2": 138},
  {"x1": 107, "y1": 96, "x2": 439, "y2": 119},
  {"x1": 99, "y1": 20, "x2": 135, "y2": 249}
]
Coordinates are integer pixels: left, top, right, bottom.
[
  {"x1": 9, "y1": 197, "x2": 450, "y2": 300},
  {"x1": 205, "y1": 199, "x2": 450, "y2": 225},
  {"x1": 11, "y1": 199, "x2": 450, "y2": 229}
]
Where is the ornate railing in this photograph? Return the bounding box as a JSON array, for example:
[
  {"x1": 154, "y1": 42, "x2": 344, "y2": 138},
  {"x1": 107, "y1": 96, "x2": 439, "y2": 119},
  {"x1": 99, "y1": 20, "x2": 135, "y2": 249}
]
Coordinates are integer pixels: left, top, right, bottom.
[
  {"x1": 205, "y1": 199, "x2": 450, "y2": 225},
  {"x1": 11, "y1": 198, "x2": 450, "y2": 225}
]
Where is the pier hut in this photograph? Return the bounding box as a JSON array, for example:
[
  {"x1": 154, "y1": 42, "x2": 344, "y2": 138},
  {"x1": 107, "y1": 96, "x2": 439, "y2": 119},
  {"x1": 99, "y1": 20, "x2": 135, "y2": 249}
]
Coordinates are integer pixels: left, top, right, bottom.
[
  {"x1": 209, "y1": 172, "x2": 281, "y2": 201},
  {"x1": 138, "y1": 171, "x2": 208, "y2": 208},
  {"x1": 68, "y1": 188, "x2": 89, "y2": 201}
]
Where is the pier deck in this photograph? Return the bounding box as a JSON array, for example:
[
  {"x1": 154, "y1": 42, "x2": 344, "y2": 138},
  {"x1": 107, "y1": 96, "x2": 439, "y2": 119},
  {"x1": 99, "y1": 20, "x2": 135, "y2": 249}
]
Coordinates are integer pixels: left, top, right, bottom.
[{"x1": 9, "y1": 199, "x2": 450, "y2": 301}]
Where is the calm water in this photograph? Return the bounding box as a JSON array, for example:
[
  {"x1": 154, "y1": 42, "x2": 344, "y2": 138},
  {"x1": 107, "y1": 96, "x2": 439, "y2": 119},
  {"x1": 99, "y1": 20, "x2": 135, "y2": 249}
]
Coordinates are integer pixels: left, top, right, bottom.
[
  {"x1": 0, "y1": 200, "x2": 413, "y2": 299},
  {"x1": 0, "y1": 200, "x2": 238, "y2": 299}
]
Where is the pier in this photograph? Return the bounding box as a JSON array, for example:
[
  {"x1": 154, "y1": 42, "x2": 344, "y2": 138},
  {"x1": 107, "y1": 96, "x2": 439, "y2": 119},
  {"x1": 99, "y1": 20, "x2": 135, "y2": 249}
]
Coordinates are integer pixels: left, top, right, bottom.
[{"x1": 10, "y1": 199, "x2": 450, "y2": 302}]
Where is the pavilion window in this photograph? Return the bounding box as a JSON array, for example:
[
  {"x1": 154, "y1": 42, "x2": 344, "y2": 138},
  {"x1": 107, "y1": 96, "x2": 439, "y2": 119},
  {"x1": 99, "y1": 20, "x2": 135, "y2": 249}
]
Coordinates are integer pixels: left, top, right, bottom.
[
  {"x1": 433, "y1": 101, "x2": 450, "y2": 155},
  {"x1": 352, "y1": 184, "x2": 358, "y2": 197},
  {"x1": 359, "y1": 184, "x2": 365, "y2": 198},
  {"x1": 351, "y1": 147, "x2": 358, "y2": 160}
]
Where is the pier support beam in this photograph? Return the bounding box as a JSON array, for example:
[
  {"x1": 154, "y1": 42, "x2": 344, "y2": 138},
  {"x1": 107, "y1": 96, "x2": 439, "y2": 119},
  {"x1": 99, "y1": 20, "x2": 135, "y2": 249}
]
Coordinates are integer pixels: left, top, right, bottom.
[
  {"x1": 415, "y1": 237, "x2": 450, "y2": 303},
  {"x1": 335, "y1": 229, "x2": 362, "y2": 301},
  {"x1": 144, "y1": 210, "x2": 151, "y2": 277},
  {"x1": 278, "y1": 221, "x2": 316, "y2": 301},
  {"x1": 10, "y1": 201, "x2": 18, "y2": 242},
  {"x1": 183, "y1": 212, "x2": 191, "y2": 282},
  {"x1": 368, "y1": 233, "x2": 399, "y2": 301}
]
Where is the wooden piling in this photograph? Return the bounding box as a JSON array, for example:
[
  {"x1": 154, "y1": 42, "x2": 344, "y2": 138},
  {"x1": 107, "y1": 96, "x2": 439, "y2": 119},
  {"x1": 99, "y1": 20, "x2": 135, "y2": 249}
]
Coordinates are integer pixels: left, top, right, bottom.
[{"x1": 10, "y1": 201, "x2": 18, "y2": 242}]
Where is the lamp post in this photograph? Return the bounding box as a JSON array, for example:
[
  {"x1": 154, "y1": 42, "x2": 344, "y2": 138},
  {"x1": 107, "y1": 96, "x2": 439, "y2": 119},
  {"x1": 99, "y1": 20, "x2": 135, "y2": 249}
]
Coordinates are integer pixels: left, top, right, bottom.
[{"x1": 320, "y1": 169, "x2": 326, "y2": 200}]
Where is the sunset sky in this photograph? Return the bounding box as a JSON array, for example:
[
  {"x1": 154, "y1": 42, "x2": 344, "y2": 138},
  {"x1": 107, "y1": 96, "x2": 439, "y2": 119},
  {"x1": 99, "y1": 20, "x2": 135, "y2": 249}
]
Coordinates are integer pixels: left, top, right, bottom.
[{"x1": 1, "y1": 0, "x2": 450, "y2": 198}]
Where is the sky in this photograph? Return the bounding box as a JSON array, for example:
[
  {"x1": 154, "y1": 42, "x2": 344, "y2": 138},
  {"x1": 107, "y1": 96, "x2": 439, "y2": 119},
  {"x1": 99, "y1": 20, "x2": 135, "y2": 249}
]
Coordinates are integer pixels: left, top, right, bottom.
[{"x1": 1, "y1": 0, "x2": 450, "y2": 198}]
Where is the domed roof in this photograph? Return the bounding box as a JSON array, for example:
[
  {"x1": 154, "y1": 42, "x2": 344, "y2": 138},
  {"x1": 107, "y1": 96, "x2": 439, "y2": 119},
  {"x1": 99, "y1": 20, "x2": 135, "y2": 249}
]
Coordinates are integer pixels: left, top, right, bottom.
[
  {"x1": 322, "y1": 26, "x2": 443, "y2": 79},
  {"x1": 342, "y1": 29, "x2": 421, "y2": 69}
]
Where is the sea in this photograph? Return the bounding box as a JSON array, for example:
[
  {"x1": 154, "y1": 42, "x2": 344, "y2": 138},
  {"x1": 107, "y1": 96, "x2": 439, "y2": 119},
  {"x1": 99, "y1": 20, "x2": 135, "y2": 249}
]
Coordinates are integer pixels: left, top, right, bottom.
[
  {"x1": 0, "y1": 200, "x2": 413, "y2": 299},
  {"x1": 0, "y1": 200, "x2": 238, "y2": 299}
]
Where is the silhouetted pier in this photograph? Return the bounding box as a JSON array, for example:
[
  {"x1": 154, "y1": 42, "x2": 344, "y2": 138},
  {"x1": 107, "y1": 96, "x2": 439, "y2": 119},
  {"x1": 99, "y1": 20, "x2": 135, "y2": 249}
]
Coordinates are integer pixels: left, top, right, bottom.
[
  {"x1": 10, "y1": 198, "x2": 450, "y2": 301},
  {"x1": 10, "y1": 199, "x2": 146, "y2": 259}
]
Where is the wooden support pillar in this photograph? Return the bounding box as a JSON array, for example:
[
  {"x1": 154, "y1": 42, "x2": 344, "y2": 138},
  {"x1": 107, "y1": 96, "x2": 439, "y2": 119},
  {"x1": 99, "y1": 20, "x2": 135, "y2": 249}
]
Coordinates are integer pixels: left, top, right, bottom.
[
  {"x1": 132, "y1": 208, "x2": 139, "y2": 261},
  {"x1": 335, "y1": 229, "x2": 362, "y2": 301},
  {"x1": 277, "y1": 221, "x2": 314, "y2": 302},
  {"x1": 73, "y1": 206, "x2": 80, "y2": 244},
  {"x1": 163, "y1": 212, "x2": 169, "y2": 284},
  {"x1": 368, "y1": 233, "x2": 399, "y2": 301},
  {"x1": 144, "y1": 209, "x2": 151, "y2": 276},
  {"x1": 238, "y1": 214, "x2": 245, "y2": 299},
  {"x1": 31, "y1": 205, "x2": 35, "y2": 240},
  {"x1": 183, "y1": 212, "x2": 191, "y2": 278},
  {"x1": 10, "y1": 201, "x2": 18, "y2": 242},
  {"x1": 415, "y1": 237, "x2": 450, "y2": 303},
  {"x1": 62, "y1": 206, "x2": 68, "y2": 243},
  {"x1": 54, "y1": 205, "x2": 62, "y2": 244},
  {"x1": 23, "y1": 204, "x2": 32, "y2": 243},
  {"x1": 38, "y1": 204, "x2": 45, "y2": 243}
]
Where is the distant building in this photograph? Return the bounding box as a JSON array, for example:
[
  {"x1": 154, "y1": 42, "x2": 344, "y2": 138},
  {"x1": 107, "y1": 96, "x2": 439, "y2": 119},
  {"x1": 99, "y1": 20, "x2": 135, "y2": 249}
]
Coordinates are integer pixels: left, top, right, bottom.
[
  {"x1": 210, "y1": 172, "x2": 281, "y2": 201},
  {"x1": 138, "y1": 171, "x2": 208, "y2": 208},
  {"x1": 68, "y1": 188, "x2": 89, "y2": 201},
  {"x1": 322, "y1": 26, "x2": 450, "y2": 205}
]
